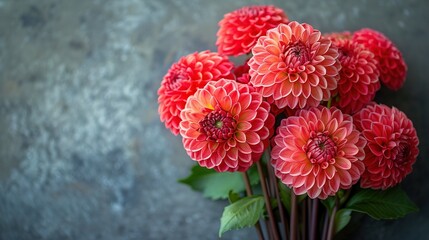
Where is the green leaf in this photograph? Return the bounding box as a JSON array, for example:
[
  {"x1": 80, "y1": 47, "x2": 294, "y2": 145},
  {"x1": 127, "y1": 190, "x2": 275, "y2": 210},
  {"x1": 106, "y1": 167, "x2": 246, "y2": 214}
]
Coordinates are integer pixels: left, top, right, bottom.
[
  {"x1": 246, "y1": 165, "x2": 260, "y2": 186},
  {"x1": 335, "y1": 209, "x2": 351, "y2": 233},
  {"x1": 178, "y1": 164, "x2": 259, "y2": 200},
  {"x1": 228, "y1": 191, "x2": 241, "y2": 204},
  {"x1": 345, "y1": 186, "x2": 418, "y2": 220},
  {"x1": 321, "y1": 196, "x2": 336, "y2": 213},
  {"x1": 219, "y1": 196, "x2": 265, "y2": 237},
  {"x1": 322, "y1": 190, "x2": 347, "y2": 214},
  {"x1": 279, "y1": 183, "x2": 292, "y2": 213}
]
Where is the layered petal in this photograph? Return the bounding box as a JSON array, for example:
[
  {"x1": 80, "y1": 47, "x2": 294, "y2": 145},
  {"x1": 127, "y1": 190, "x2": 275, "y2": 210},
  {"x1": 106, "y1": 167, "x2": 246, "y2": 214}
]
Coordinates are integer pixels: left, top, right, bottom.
[
  {"x1": 271, "y1": 106, "x2": 365, "y2": 199},
  {"x1": 353, "y1": 28, "x2": 407, "y2": 91},
  {"x1": 249, "y1": 22, "x2": 341, "y2": 110},
  {"x1": 216, "y1": 5, "x2": 289, "y2": 56},
  {"x1": 325, "y1": 34, "x2": 381, "y2": 114},
  {"x1": 354, "y1": 103, "x2": 419, "y2": 189},
  {"x1": 158, "y1": 51, "x2": 234, "y2": 135},
  {"x1": 180, "y1": 79, "x2": 275, "y2": 172}
]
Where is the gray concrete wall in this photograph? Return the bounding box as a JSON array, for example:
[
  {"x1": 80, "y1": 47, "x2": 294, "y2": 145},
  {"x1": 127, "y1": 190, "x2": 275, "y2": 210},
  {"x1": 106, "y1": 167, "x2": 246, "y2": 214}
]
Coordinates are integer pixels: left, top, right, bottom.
[{"x1": 0, "y1": 0, "x2": 428, "y2": 239}]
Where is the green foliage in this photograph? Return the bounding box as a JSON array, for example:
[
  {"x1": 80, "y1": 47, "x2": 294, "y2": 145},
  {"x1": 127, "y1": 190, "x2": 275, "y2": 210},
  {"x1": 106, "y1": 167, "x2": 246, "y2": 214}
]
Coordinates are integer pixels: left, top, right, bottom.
[
  {"x1": 345, "y1": 187, "x2": 418, "y2": 220},
  {"x1": 178, "y1": 164, "x2": 259, "y2": 200},
  {"x1": 219, "y1": 196, "x2": 265, "y2": 237},
  {"x1": 322, "y1": 190, "x2": 347, "y2": 214},
  {"x1": 334, "y1": 209, "x2": 352, "y2": 233},
  {"x1": 321, "y1": 196, "x2": 336, "y2": 214},
  {"x1": 279, "y1": 183, "x2": 292, "y2": 213},
  {"x1": 228, "y1": 191, "x2": 241, "y2": 204}
]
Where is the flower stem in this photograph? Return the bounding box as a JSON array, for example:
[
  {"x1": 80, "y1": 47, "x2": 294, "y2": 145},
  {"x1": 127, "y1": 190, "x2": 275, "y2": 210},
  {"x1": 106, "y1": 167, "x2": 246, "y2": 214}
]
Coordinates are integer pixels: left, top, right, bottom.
[
  {"x1": 290, "y1": 191, "x2": 298, "y2": 240},
  {"x1": 309, "y1": 199, "x2": 319, "y2": 240},
  {"x1": 241, "y1": 171, "x2": 253, "y2": 196},
  {"x1": 321, "y1": 208, "x2": 329, "y2": 240},
  {"x1": 302, "y1": 199, "x2": 307, "y2": 240},
  {"x1": 256, "y1": 161, "x2": 280, "y2": 240},
  {"x1": 268, "y1": 163, "x2": 289, "y2": 239},
  {"x1": 326, "y1": 195, "x2": 340, "y2": 240},
  {"x1": 241, "y1": 172, "x2": 265, "y2": 240}
]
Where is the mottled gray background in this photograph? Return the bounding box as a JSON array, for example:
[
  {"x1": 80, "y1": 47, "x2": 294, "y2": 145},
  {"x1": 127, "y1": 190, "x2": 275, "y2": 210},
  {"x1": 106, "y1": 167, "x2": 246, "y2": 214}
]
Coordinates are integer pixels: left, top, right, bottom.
[{"x1": 0, "y1": 0, "x2": 428, "y2": 239}]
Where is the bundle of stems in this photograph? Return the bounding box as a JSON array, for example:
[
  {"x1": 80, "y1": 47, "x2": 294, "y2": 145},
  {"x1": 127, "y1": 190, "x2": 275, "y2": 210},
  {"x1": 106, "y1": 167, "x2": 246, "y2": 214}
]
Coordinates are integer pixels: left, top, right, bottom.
[{"x1": 242, "y1": 152, "x2": 341, "y2": 240}]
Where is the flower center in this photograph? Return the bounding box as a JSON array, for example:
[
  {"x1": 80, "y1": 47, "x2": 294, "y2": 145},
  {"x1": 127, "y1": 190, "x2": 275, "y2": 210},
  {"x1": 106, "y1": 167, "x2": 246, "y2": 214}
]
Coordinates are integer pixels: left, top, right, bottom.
[
  {"x1": 282, "y1": 42, "x2": 311, "y2": 71},
  {"x1": 339, "y1": 47, "x2": 349, "y2": 59},
  {"x1": 393, "y1": 142, "x2": 411, "y2": 166},
  {"x1": 338, "y1": 46, "x2": 355, "y2": 67},
  {"x1": 306, "y1": 133, "x2": 337, "y2": 167},
  {"x1": 167, "y1": 69, "x2": 188, "y2": 90},
  {"x1": 200, "y1": 109, "x2": 236, "y2": 141}
]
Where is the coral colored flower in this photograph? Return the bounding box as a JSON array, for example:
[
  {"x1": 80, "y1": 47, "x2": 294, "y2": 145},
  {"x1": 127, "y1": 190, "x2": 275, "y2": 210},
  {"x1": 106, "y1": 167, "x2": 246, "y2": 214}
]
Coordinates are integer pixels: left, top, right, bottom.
[
  {"x1": 216, "y1": 5, "x2": 289, "y2": 56},
  {"x1": 354, "y1": 104, "x2": 419, "y2": 189},
  {"x1": 249, "y1": 21, "x2": 341, "y2": 109},
  {"x1": 271, "y1": 106, "x2": 366, "y2": 199},
  {"x1": 353, "y1": 28, "x2": 407, "y2": 90},
  {"x1": 158, "y1": 51, "x2": 234, "y2": 135},
  {"x1": 180, "y1": 79, "x2": 275, "y2": 172},
  {"x1": 325, "y1": 36, "x2": 380, "y2": 114}
]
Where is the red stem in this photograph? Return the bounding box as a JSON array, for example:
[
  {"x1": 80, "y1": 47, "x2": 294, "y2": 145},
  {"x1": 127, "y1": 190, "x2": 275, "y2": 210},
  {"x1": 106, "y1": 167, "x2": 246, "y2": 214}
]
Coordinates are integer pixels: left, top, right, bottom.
[
  {"x1": 290, "y1": 191, "x2": 298, "y2": 240},
  {"x1": 326, "y1": 196, "x2": 340, "y2": 240},
  {"x1": 309, "y1": 199, "x2": 319, "y2": 240},
  {"x1": 241, "y1": 172, "x2": 265, "y2": 240},
  {"x1": 268, "y1": 163, "x2": 289, "y2": 239},
  {"x1": 257, "y1": 161, "x2": 280, "y2": 240}
]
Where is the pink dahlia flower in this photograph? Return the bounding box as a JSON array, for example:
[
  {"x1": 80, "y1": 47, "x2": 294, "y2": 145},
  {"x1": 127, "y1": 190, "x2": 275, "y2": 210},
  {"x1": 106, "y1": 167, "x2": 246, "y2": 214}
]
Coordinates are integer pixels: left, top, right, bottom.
[
  {"x1": 158, "y1": 51, "x2": 234, "y2": 135},
  {"x1": 180, "y1": 79, "x2": 275, "y2": 172},
  {"x1": 353, "y1": 28, "x2": 407, "y2": 90},
  {"x1": 354, "y1": 104, "x2": 419, "y2": 189},
  {"x1": 248, "y1": 21, "x2": 341, "y2": 109},
  {"x1": 216, "y1": 5, "x2": 289, "y2": 56},
  {"x1": 326, "y1": 36, "x2": 380, "y2": 114},
  {"x1": 271, "y1": 106, "x2": 366, "y2": 199}
]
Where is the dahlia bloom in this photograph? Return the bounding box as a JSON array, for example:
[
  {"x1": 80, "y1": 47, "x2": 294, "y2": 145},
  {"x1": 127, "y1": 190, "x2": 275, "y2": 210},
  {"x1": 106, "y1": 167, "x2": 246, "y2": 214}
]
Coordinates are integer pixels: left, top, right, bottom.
[
  {"x1": 248, "y1": 21, "x2": 341, "y2": 109},
  {"x1": 180, "y1": 79, "x2": 275, "y2": 172},
  {"x1": 326, "y1": 36, "x2": 380, "y2": 114},
  {"x1": 271, "y1": 106, "x2": 366, "y2": 199},
  {"x1": 353, "y1": 28, "x2": 407, "y2": 90},
  {"x1": 216, "y1": 5, "x2": 289, "y2": 56},
  {"x1": 354, "y1": 104, "x2": 419, "y2": 189},
  {"x1": 158, "y1": 51, "x2": 234, "y2": 135}
]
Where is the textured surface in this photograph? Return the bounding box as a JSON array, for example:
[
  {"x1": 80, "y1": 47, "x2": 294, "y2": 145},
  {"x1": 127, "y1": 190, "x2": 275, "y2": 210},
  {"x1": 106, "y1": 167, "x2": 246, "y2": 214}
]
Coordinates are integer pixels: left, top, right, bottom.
[{"x1": 0, "y1": 0, "x2": 428, "y2": 239}]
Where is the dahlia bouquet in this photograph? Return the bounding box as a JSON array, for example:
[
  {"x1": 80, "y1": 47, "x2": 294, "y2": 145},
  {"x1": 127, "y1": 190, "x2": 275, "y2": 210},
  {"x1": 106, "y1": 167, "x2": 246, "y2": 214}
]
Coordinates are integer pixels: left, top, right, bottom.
[{"x1": 158, "y1": 5, "x2": 420, "y2": 240}]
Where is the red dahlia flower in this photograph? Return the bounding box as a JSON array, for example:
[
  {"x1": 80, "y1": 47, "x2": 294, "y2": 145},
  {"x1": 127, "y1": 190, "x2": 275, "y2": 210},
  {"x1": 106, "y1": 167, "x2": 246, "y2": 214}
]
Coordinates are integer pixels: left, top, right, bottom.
[
  {"x1": 354, "y1": 104, "x2": 419, "y2": 190},
  {"x1": 271, "y1": 106, "x2": 366, "y2": 199},
  {"x1": 249, "y1": 21, "x2": 341, "y2": 109},
  {"x1": 353, "y1": 28, "x2": 407, "y2": 90},
  {"x1": 158, "y1": 51, "x2": 234, "y2": 135},
  {"x1": 216, "y1": 5, "x2": 289, "y2": 56},
  {"x1": 180, "y1": 79, "x2": 275, "y2": 172},
  {"x1": 326, "y1": 36, "x2": 380, "y2": 114}
]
